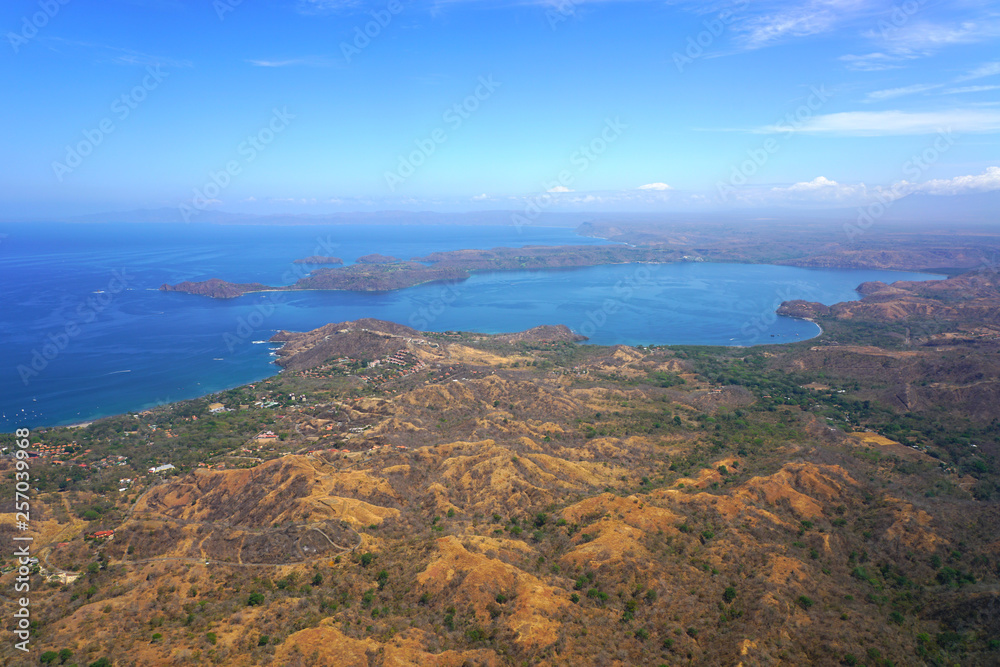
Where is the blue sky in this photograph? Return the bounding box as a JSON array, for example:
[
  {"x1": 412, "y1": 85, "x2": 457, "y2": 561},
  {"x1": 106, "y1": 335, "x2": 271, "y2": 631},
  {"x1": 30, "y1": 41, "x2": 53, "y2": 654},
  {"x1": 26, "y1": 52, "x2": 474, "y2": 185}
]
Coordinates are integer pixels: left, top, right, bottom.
[{"x1": 1, "y1": 0, "x2": 999, "y2": 217}]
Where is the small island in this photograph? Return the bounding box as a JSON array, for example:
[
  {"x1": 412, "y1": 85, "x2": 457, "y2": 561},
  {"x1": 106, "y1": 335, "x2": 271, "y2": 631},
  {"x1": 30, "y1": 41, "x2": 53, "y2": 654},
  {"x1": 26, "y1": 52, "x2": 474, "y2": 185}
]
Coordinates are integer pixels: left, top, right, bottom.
[
  {"x1": 293, "y1": 256, "x2": 343, "y2": 265},
  {"x1": 356, "y1": 253, "x2": 399, "y2": 264}
]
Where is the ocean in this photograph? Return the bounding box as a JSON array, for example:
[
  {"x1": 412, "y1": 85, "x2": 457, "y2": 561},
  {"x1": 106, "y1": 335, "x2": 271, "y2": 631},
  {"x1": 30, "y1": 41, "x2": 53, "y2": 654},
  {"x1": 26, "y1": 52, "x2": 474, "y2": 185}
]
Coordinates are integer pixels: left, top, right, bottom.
[{"x1": 0, "y1": 222, "x2": 941, "y2": 431}]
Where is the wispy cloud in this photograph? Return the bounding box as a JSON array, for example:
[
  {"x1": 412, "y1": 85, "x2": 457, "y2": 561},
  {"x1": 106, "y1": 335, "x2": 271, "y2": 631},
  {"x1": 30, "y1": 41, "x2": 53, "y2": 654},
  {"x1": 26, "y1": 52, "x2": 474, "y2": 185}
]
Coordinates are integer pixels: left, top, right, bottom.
[
  {"x1": 637, "y1": 182, "x2": 672, "y2": 191},
  {"x1": 297, "y1": 0, "x2": 365, "y2": 14},
  {"x1": 755, "y1": 109, "x2": 1000, "y2": 135},
  {"x1": 840, "y1": 52, "x2": 913, "y2": 71},
  {"x1": 736, "y1": 0, "x2": 869, "y2": 50},
  {"x1": 45, "y1": 37, "x2": 192, "y2": 68},
  {"x1": 843, "y1": 11, "x2": 1000, "y2": 71},
  {"x1": 248, "y1": 56, "x2": 342, "y2": 68},
  {"x1": 863, "y1": 83, "x2": 938, "y2": 102},
  {"x1": 871, "y1": 19, "x2": 1000, "y2": 56},
  {"x1": 944, "y1": 84, "x2": 1000, "y2": 95},
  {"x1": 956, "y1": 61, "x2": 1000, "y2": 82}
]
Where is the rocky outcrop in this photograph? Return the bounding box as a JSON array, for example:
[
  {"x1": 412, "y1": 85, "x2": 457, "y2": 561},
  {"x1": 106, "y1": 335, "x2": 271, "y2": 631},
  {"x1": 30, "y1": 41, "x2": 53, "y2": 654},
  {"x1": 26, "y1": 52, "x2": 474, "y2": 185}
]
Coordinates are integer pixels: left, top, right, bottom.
[
  {"x1": 159, "y1": 278, "x2": 268, "y2": 298},
  {"x1": 356, "y1": 253, "x2": 399, "y2": 264},
  {"x1": 293, "y1": 255, "x2": 343, "y2": 264}
]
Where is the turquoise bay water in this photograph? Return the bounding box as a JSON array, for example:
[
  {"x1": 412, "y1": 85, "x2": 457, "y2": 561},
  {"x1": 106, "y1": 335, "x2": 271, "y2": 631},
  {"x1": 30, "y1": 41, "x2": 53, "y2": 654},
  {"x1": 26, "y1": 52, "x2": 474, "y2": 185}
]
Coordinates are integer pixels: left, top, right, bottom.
[{"x1": 0, "y1": 223, "x2": 940, "y2": 430}]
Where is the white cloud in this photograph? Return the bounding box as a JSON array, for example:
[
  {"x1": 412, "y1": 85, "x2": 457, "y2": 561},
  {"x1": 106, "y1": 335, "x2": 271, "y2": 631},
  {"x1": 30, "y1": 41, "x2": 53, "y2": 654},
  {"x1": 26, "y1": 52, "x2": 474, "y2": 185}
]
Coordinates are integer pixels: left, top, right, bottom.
[
  {"x1": 637, "y1": 182, "x2": 672, "y2": 191},
  {"x1": 914, "y1": 166, "x2": 1000, "y2": 195},
  {"x1": 840, "y1": 52, "x2": 912, "y2": 71},
  {"x1": 547, "y1": 185, "x2": 574, "y2": 193},
  {"x1": 471, "y1": 193, "x2": 491, "y2": 201},
  {"x1": 46, "y1": 37, "x2": 193, "y2": 68},
  {"x1": 957, "y1": 61, "x2": 1000, "y2": 82},
  {"x1": 864, "y1": 83, "x2": 938, "y2": 102},
  {"x1": 731, "y1": 167, "x2": 1000, "y2": 207},
  {"x1": 736, "y1": 0, "x2": 868, "y2": 50},
  {"x1": 297, "y1": 0, "x2": 363, "y2": 13},
  {"x1": 769, "y1": 176, "x2": 876, "y2": 202},
  {"x1": 872, "y1": 19, "x2": 1000, "y2": 56},
  {"x1": 756, "y1": 109, "x2": 1000, "y2": 135},
  {"x1": 944, "y1": 84, "x2": 1000, "y2": 95},
  {"x1": 248, "y1": 56, "x2": 340, "y2": 68}
]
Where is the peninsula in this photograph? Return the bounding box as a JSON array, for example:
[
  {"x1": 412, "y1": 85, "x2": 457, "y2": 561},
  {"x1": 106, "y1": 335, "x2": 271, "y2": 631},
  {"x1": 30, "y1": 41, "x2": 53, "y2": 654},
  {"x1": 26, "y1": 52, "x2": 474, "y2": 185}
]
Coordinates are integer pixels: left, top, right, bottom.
[
  {"x1": 293, "y1": 255, "x2": 343, "y2": 265},
  {"x1": 160, "y1": 244, "x2": 685, "y2": 298},
  {"x1": 160, "y1": 221, "x2": 1000, "y2": 299}
]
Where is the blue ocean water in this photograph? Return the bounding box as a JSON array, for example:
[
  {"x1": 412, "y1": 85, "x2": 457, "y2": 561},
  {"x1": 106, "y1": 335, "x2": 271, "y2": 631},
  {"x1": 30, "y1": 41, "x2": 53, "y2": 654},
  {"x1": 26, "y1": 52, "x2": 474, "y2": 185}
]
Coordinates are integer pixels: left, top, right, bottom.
[{"x1": 0, "y1": 222, "x2": 941, "y2": 431}]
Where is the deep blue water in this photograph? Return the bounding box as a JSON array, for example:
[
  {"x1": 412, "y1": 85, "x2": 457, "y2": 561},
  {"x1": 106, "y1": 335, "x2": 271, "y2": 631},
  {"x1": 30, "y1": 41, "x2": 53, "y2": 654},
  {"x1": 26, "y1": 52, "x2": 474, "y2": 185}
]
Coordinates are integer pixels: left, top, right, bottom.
[{"x1": 0, "y1": 222, "x2": 941, "y2": 431}]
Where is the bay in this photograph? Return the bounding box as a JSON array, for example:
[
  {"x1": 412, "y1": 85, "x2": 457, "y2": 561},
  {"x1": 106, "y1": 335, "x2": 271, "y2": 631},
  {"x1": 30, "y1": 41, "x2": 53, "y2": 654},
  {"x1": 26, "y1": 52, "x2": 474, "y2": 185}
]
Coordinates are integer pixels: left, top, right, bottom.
[{"x1": 0, "y1": 222, "x2": 941, "y2": 430}]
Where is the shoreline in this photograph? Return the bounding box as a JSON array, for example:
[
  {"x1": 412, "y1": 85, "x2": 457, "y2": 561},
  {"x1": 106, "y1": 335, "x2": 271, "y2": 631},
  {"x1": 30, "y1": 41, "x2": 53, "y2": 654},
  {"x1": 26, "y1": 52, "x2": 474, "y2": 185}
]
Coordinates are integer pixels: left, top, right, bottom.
[
  {"x1": 10, "y1": 310, "x2": 828, "y2": 433},
  {"x1": 163, "y1": 257, "x2": 947, "y2": 301}
]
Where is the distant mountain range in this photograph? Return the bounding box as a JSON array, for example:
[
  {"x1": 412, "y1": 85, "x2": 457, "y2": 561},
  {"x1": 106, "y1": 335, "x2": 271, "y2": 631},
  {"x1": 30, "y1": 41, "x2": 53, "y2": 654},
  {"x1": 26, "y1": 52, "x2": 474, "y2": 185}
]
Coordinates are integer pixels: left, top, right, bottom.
[{"x1": 5, "y1": 189, "x2": 997, "y2": 226}]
